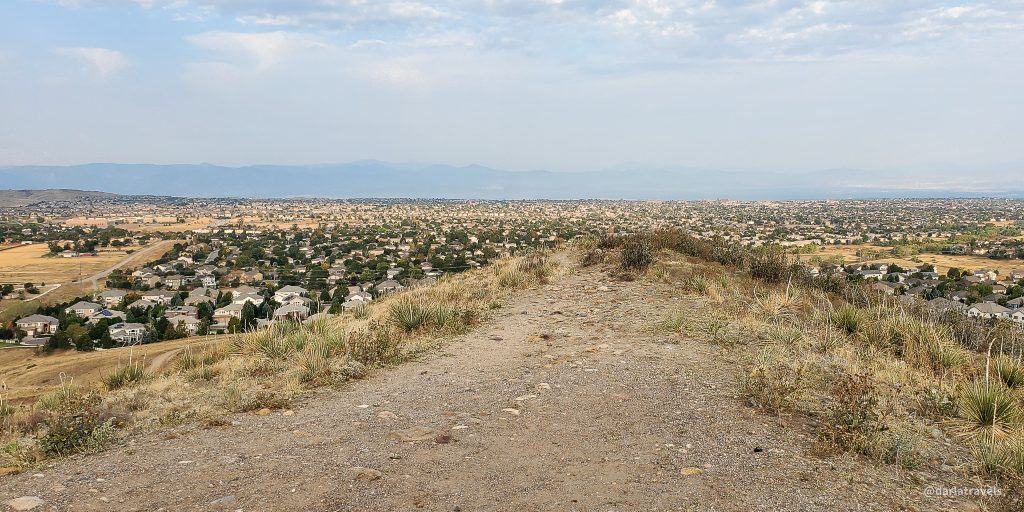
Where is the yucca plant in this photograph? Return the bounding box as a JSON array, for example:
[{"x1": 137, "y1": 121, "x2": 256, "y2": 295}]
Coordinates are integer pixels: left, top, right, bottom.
[
  {"x1": 102, "y1": 359, "x2": 146, "y2": 390},
  {"x1": 955, "y1": 380, "x2": 1021, "y2": 441},
  {"x1": 830, "y1": 305, "x2": 863, "y2": 335},
  {"x1": 994, "y1": 355, "x2": 1024, "y2": 390},
  {"x1": 389, "y1": 296, "x2": 429, "y2": 332}
]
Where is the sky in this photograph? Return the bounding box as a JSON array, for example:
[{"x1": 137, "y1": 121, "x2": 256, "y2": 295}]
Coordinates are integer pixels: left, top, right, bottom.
[{"x1": 0, "y1": 0, "x2": 1022, "y2": 173}]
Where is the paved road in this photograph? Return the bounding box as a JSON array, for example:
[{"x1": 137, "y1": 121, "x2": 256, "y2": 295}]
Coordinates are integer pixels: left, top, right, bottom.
[{"x1": 71, "y1": 239, "x2": 181, "y2": 286}]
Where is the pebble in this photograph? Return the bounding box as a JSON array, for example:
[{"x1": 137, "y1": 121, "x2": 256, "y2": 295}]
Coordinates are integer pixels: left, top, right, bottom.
[
  {"x1": 352, "y1": 467, "x2": 383, "y2": 481},
  {"x1": 210, "y1": 495, "x2": 237, "y2": 509}
]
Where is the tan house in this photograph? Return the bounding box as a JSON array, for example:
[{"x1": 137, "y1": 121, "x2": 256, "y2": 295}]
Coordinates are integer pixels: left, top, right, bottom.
[{"x1": 15, "y1": 314, "x2": 59, "y2": 337}]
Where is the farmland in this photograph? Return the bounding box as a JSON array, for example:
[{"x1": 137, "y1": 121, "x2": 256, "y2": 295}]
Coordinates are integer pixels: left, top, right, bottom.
[
  {"x1": 810, "y1": 243, "x2": 1024, "y2": 275},
  {"x1": 0, "y1": 244, "x2": 130, "y2": 284}
]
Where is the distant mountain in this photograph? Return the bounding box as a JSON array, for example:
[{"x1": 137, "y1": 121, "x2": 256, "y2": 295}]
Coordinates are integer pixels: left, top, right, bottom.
[
  {"x1": 0, "y1": 188, "x2": 121, "y2": 207},
  {"x1": 0, "y1": 162, "x2": 1020, "y2": 200}
]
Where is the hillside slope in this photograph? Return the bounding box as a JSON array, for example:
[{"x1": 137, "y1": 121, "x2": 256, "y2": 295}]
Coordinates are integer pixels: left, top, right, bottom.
[{"x1": 2, "y1": 255, "x2": 984, "y2": 511}]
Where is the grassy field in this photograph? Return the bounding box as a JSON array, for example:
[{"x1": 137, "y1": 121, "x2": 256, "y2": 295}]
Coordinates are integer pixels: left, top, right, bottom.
[
  {"x1": 808, "y1": 244, "x2": 1024, "y2": 276},
  {"x1": 0, "y1": 244, "x2": 129, "y2": 284},
  {"x1": 0, "y1": 335, "x2": 226, "y2": 404}
]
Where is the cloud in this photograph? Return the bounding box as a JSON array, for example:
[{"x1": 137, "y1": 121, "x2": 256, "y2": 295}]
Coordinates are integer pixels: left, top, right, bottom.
[
  {"x1": 54, "y1": 47, "x2": 128, "y2": 77},
  {"x1": 186, "y1": 31, "x2": 325, "y2": 71},
  {"x1": 49, "y1": 1, "x2": 1024, "y2": 68}
]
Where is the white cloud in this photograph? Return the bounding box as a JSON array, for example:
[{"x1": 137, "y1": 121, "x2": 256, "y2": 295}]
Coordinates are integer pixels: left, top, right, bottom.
[
  {"x1": 186, "y1": 31, "x2": 325, "y2": 71},
  {"x1": 54, "y1": 47, "x2": 128, "y2": 77}
]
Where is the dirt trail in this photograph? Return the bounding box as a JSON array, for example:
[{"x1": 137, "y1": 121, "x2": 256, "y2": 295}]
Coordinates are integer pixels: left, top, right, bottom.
[{"x1": 1, "y1": 259, "x2": 988, "y2": 511}]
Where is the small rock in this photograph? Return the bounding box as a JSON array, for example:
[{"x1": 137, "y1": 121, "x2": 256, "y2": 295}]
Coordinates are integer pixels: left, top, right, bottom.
[
  {"x1": 5, "y1": 496, "x2": 44, "y2": 511},
  {"x1": 209, "y1": 495, "x2": 236, "y2": 508},
  {"x1": 514, "y1": 394, "x2": 537, "y2": 402},
  {"x1": 502, "y1": 408, "x2": 521, "y2": 416},
  {"x1": 282, "y1": 410, "x2": 295, "y2": 416},
  {"x1": 679, "y1": 467, "x2": 704, "y2": 477},
  {"x1": 753, "y1": 447, "x2": 763, "y2": 453},
  {"x1": 597, "y1": 285, "x2": 610, "y2": 292},
  {"x1": 434, "y1": 433, "x2": 454, "y2": 444},
  {"x1": 377, "y1": 411, "x2": 398, "y2": 420},
  {"x1": 536, "y1": 383, "x2": 551, "y2": 390},
  {"x1": 255, "y1": 408, "x2": 270, "y2": 416},
  {"x1": 352, "y1": 467, "x2": 383, "y2": 481},
  {"x1": 389, "y1": 426, "x2": 437, "y2": 442}
]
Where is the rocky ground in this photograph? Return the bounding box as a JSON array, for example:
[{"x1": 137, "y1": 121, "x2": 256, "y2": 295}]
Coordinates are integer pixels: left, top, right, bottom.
[{"x1": 2, "y1": 258, "x2": 996, "y2": 511}]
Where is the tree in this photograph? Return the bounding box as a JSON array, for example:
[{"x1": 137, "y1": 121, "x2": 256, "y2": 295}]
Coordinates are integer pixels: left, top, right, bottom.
[
  {"x1": 241, "y1": 302, "x2": 257, "y2": 330},
  {"x1": 947, "y1": 267, "x2": 963, "y2": 279}
]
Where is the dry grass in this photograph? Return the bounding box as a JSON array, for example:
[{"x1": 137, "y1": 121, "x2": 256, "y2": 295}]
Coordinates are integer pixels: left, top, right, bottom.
[
  {"x1": 813, "y1": 244, "x2": 1024, "y2": 276},
  {"x1": 0, "y1": 252, "x2": 558, "y2": 469},
  {"x1": 646, "y1": 247, "x2": 1024, "y2": 492},
  {"x1": 0, "y1": 244, "x2": 128, "y2": 283}
]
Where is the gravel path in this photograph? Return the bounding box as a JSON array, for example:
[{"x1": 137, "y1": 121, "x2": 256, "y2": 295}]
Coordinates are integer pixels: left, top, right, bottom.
[{"x1": 2, "y1": 260, "x2": 989, "y2": 511}]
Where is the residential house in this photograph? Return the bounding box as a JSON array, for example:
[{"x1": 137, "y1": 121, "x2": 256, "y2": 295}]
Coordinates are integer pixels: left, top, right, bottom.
[
  {"x1": 95, "y1": 289, "x2": 128, "y2": 307},
  {"x1": 15, "y1": 314, "x2": 58, "y2": 337},
  {"x1": 1012, "y1": 310, "x2": 1024, "y2": 324},
  {"x1": 375, "y1": 280, "x2": 404, "y2": 296},
  {"x1": 242, "y1": 269, "x2": 264, "y2": 283},
  {"x1": 141, "y1": 290, "x2": 176, "y2": 305},
  {"x1": 109, "y1": 322, "x2": 146, "y2": 344},
  {"x1": 66, "y1": 301, "x2": 103, "y2": 318},
  {"x1": 273, "y1": 285, "x2": 308, "y2": 303},
  {"x1": 213, "y1": 303, "x2": 245, "y2": 328},
  {"x1": 973, "y1": 269, "x2": 999, "y2": 282},
  {"x1": 232, "y1": 293, "x2": 265, "y2": 307},
  {"x1": 163, "y1": 275, "x2": 190, "y2": 289},
  {"x1": 167, "y1": 315, "x2": 202, "y2": 335},
  {"x1": 966, "y1": 302, "x2": 1012, "y2": 320},
  {"x1": 273, "y1": 303, "x2": 310, "y2": 322},
  {"x1": 87, "y1": 309, "x2": 126, "y2": 325}
]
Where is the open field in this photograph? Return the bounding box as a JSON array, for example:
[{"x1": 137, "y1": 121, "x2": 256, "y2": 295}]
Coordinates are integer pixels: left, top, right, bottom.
[
  {"x1": 810, "y1": 244, "x2": 1024, "y2": 275},
  {"x1": 0, "y1": 335, "x2": 225, "y2": 404},
  {"x1": 0, "y1": 239, "x2": 181, "y2": 321},
  {"x1": 0, "y1": 244, "x2": 130, "y2": 284},
  {"x1": 115, "y1": 217, "x2": 215, "y2": 233}
]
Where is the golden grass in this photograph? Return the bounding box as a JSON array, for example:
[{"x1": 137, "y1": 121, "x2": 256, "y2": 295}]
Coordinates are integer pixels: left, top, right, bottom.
[
  {"x1": 647, "y1": 248, "x2": 1024, "y2": 489},
  {"x1": 812, "y1": 244, "x2": 1024, "y2": 276},
  {"x1": 0, "y1": 244, "x2": 129, "y2": 283}
]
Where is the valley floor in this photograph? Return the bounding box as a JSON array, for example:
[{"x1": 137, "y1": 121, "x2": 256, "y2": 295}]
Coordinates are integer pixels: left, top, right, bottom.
[{"x1": 2, "y1": 258, "x2": 990, "y2": 511}]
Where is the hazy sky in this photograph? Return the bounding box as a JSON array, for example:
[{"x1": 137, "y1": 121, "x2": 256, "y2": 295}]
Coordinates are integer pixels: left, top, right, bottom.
[{"x1": 0, "y1": 1, "x2": 1022, "y2": 172}]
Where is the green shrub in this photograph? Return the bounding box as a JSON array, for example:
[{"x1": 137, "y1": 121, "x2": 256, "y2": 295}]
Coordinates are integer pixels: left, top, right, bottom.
[
  {"x1": 955, "y1": 380, "x2": 1021, "y2": 441},
  {"x1": 830, "y1": 306, "x2": 863, "y2": 335},
  {"x1": 102, "y1": 361, "x2": 147, "y2": 390},
  {"x1": 747, "y1": 245, "x2": 793, "y2": 284},
  {"x1": 389, "y1": 297, "x2": 429, "y2": 332},
  {"x1": 37, "y1": 392, "x2": 117, "y2": 457},
  {"x1": 994, "y1": 356, "x2": 1024, "y2": 390},
  {"x1": 619, "y1": 236, "x2": 653, "y2": 271},
  {"x1": 741, "y1": 348, "x2": 806, "y2": 413}
]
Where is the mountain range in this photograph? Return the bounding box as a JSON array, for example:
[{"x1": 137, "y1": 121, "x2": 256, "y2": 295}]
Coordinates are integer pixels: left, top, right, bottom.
[{"x1": 0, "y1": 162, "x2": 1020, "y2": 200}]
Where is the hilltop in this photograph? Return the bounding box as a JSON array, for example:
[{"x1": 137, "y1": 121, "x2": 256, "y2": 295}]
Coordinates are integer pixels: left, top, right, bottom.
[{"x1": 1, "y1": 249, "x2": 998, "y2": 511}]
